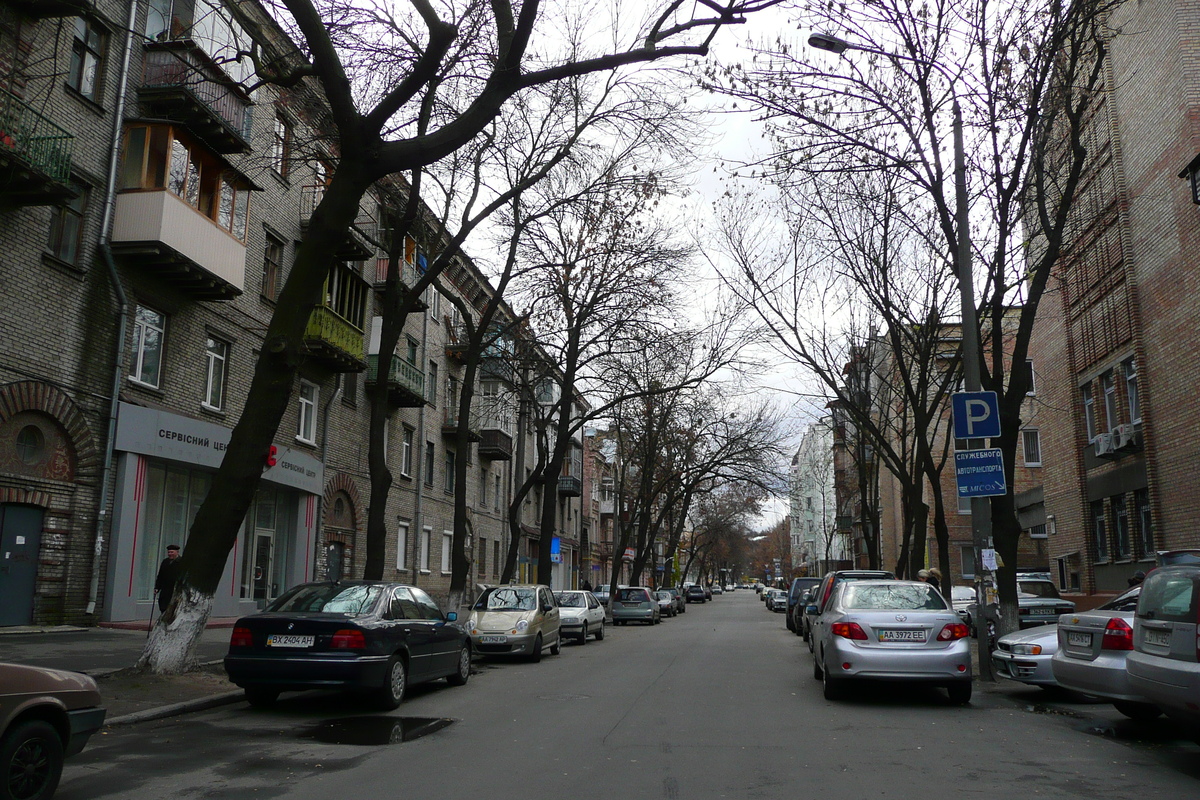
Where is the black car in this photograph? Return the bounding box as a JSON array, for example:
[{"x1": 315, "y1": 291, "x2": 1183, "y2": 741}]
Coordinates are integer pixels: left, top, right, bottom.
[
  {"x1": 786, "y1": 577, "x2": 821, "y2": 634},
  {"x1": 685, "y1": 585, "x2": 707, "y2": 603},
  {"x1": 224, "y1": 581, "x2": 472, "y2": 709}
]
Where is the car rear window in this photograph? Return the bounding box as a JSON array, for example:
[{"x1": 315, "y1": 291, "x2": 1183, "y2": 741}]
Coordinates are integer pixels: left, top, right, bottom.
[
  {"x1": 1017, "y1": 581, "x2": 1062, "y2": 599},
  {"x1": 269, "y1": 584, "x2": 383, "y2": 615},
  {"x1": 617, "y1": 588, "x2": 648, "y2": 603},
  {"x1": 841, "y1": 584, "x2": 947, "y2": 611},
  {"x1": 1139, "y1": 573, "x2": 1196, "y2": 623},
  {"x1": 475, "y1": 587, "x2": 537, "y2": 611},
  {"x1": 1098, "y1": 586, "x2": 1140, "y2": 612}
]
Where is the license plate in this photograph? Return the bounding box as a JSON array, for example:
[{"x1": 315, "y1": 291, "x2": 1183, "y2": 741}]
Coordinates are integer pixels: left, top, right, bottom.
[
  {"x1": 1028, "y1": 608, "x2": 1056, "y2": 616},
  {"x1": 1144, "y1": 629, "x2": 1171, "y2": 647},
  {"x1": 1067, "y1": 631, "x2": 1092, "y2": 647},
  {"x1": 266, "y1": 634, "x2": 313, "y2": 648},
  {"x1": 878, "y1": 629, "x2": 926, "y2": 642},
  {"x1": 480, "y1": 635, "x2": 507, "y2": 644}
]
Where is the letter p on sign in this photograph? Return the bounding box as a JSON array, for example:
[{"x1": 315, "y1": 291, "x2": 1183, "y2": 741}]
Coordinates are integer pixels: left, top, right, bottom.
[{"x1": 952, "y1": 391, "x2": 1001, "y2": 439}]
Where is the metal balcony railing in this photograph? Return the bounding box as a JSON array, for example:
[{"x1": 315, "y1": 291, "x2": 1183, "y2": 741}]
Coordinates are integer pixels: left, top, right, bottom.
[
  {"x1": 304, "y1": 306, "x2": 365, "y2": 363},
  {"x1": 141, "y1": 43, "x2": 251, "y2": 140},
  {"x1": 365, "y1": 355, "x2": 425, "y2": 397},
  {"x1": 0, "y1": 88, "x2": 74, "y2": 183}
]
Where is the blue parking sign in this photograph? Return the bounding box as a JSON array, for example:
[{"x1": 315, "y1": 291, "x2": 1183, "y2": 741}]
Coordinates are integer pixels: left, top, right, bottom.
[
  {"x1": 954, "y1": 448, "x2": 1007, "y2": 497},
  {"x1": 952, "y1": 391, "x2": 1001, "y2": 439}
]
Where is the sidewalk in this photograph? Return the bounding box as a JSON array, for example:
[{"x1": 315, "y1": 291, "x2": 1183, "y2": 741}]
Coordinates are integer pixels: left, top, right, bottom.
[{"x1": 0, "y1": 625, "x2": 244, "y2": 724}]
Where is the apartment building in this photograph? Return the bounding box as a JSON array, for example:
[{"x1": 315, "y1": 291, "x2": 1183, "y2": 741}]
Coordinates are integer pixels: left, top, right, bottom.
[
  {"x1": 788, "y1": 417, "x2": 839, "y2": 577},
  {"x1": 0, "y1": 0, "x2": 591, "y2": 626}
]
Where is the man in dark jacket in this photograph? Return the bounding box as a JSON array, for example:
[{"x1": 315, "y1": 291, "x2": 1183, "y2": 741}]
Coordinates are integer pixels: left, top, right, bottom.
[{"x1": 155, "y1": 544, "x2": 181, "y2": 612}]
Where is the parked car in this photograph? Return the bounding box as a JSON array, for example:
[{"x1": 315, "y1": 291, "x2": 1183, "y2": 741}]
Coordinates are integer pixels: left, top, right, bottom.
[
  {"x1": 811, "y1": 580, "x2": 972, "y2": 703},
  {"x1": 1052, "y1": 585, "x2": 1159, "y2": 719},
  {"x1": 991, "y1": 625, "x2": 1060, "y2": 687},
  {"x1": 612, "y1": 587, "x2": 661, "y2": 625},
  {"x1": 591, "y1": 585, "x2": 611, "y2": 606},
  {"x1": 786, "y1": 577, "x2": 822, "y2": 634},
  {"x1": 467, "y1": 584, "x2": 561, "y2": 662},
  {"x1": 654, "y1": 591, "x2": 677, "y2": 618},
  {"x1": 554, "y1": 590, "x2": 607, "y2": 644},
  {"x1": 807, "y1": 570, "x2": 896, "y2": 652},
  {"x1": 725, "y1": 584, "x2": 735, "y2": 592},
  {"x1": 764, "y1": 588, "x2": 785, "y2": 611},
  {"x1": 224, "y1": 581, "x2": 472, "y2": 709},
  {"x1": 965, "y1": 577, "x2": 1075, "y2": 632},
  {"x1": 1126, "y1": 565, "x2": 1200, "y2": 726},
  {"x1": 950, "y1": 585, "x2": 976, "y2": 626},
  {"x1": 704, "y1": 585, "x2": 714, "y2": 600},
  {"x1": 1157, "y1": 550, "x2": 1200, "y2": 567},
  {"x1": 664, "y1": 587, "x2": 686, "y2": 613},
  {"x1": 685, "y1": 585, "x2": 707, "y2": 604},
  {"x1": 711, "y1": 584, "x2": 724, "y2": 596},
  {"x1": 0, "y1": 663, "x2": 106, "y2": 800}
]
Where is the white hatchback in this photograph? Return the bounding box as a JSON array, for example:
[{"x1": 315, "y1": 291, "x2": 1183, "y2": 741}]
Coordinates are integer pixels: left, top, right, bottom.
[{"x1": 554, "y1": 590, "x2": 606, "y2": 643}]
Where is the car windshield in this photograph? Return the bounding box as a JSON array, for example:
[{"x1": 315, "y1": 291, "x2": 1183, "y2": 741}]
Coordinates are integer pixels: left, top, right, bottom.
[
  {"x1": 555, "y1": 592, "x2": 585, "y2": 608},
  {"x1": 268, "y1": 584, "x2": 382, "y2": 615},
  {"x1": 841, "y1": 584, "x2": 947, "y2": 610},
  {"x1": 475, "y1": 587, "x2": 537, "y2": 611},
  {"x1": 1099, "y1": 585, "x2": 1141, "y2": 612},
  {"x1": 656, "y1": 592, "x2": 671, "y2": 601},
  {"x1": 1017, "y1": 581, "x2": 1062, "y2": 599}
]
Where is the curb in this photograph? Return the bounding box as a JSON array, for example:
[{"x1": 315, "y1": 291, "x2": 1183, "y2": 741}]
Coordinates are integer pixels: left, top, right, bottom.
[
  {"x1": 104, "y1": 690, "x2": 245, "y2": 726},
  {"x1": 0, "y1": 626, "x2": 89, "y2": 636}
]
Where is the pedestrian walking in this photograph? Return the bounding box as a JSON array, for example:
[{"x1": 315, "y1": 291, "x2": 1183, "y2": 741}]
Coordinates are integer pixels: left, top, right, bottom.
[
  {"x1": 581, "y1": 579, "x2": 592, "y2": 591},
  {"x1": 927, "y1": 568, "x2": 942, "y2": 592},
  {"x1": 155, "y1": 544, "x2": 182, "y2": 612}
]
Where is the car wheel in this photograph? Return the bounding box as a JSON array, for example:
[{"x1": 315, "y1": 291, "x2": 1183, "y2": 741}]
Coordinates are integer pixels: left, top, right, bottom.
[
  {"x1": 446, "y1": 643, "x2": 471, "y2": 686},
  {"x1": 787, "y1": 616, "x2": 795, "y2": 632},
  {"x1": 530, "y1": 634, "x2": 543, "y2": 662},
  {"x1": 244, "y1": 687, "x2": 280, "y2": 708},
  {"x1": 1113, "y1": 700, "x2": 1161, "y2": 721},
  {"x1": 374, "y1": 655, "x2": 407, "y2": 710},
  {"x1": 821, "y1": 660, "x2": 844, "y2": 701},
  {"x1": 595, "y1": 622, "x2": 605, "y2": 640},
  {"x1": 1, "y1": 719, "x2": 64, "y2": 800},
  {"x1": 801, "y1": 625, "x2": 809, "y2": 642},
  {"x1": 579, "y1": 623, "x2": 589, "y2": 644},
  {"x1": 550, "y1": 634, "x2": 561, "y2": 656},
  {"x1": 947, "y1": 682, "x2": 972, "y2": 705}
]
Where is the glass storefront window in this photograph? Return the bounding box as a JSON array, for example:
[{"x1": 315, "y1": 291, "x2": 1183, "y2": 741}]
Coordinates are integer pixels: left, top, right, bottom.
[
  {"x1": 241, "y1": 488, "x2": 292, "y2": 605},
  {"x1": 133, "y1": 461, "x2": 211, "y2": 601}
]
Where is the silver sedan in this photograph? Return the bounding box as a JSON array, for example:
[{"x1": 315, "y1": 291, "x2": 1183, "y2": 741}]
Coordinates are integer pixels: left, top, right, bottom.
[
  {"x1": 812, "y1": 580, "x2": 973, "y2": 704},
  {"x1": 992, "y1": 625, "x2": 1060, "y2": 686}
]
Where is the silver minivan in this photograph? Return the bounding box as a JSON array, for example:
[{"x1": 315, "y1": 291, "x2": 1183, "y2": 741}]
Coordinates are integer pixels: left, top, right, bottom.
[{"x1": 1126, "y1": 566, "x2": 1200, "y2": 725}]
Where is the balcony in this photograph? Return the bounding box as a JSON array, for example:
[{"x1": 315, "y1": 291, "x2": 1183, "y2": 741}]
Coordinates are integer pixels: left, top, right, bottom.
[
  {"x1": 301, "y1": 185, "x2": 375, "y2": 260},
  {"x1": 304, "y1": 306, "x2": 366, "y2": 372},
  {"x1": 442, "y1": 406, "x2": 482, "y2": 442},
  {"x1": 0, "y1": 88, "x2": 77, "y2": 209},
  {"x1": 372, "y1": 256, "x2": 428, "y2": 308},
  {"x1": 111, "y1": 191, "x2": 245, "y2": 299},
  {"x1": 365, "y1": 355, "x2": 426, "y2": 407},
  {"x1": 478, "y1": 428, "x2": 514, "y2": 461},
  {"x1": 139, "y1": 42, "x2": 252, "y2": 154},
  {"x1": 599, "y1": 498, "x2": 615, "y2": 515},
  {"x1": 558, "y1": 475, "x2": 583, "y2": 497}
]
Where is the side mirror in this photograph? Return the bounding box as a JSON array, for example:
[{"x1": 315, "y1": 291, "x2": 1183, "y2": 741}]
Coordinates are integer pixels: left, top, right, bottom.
[
  {"x1": 805, "y1": 604, "x2": 818, "y2": 614},
  {"x1": 446, "y1": 611, "x2": 458, "y2": 622}
]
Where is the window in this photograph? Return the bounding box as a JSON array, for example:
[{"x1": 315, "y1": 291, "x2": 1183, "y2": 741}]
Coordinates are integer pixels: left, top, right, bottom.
[
  {"x1": 405, "y1": 337, "x2": 419, "y2": 365},
  {"x1": 1081, "y1": 385, "x2": 1096, "y2": 440},
  {"x1": 479, "y1": 468, "x2": 488, "y2": 509},
  {"x1": 444, "y1": 450, "x2": 456, "y2": 493},
  {"x1": 263, "y1": 235, "x2": 283, "y2": 301},
  {"x1": 960, "y1": 545, "x2": 976, "y2": 579},
  {"x1": 957, "y1": 494, "x2": 971, "y2": 514},
  {"x1": 1022, "y1": 429, "x2": 1042, "y2": 466},
  {"x1": 420, "y1": 526, "x2": 431, "y2": 571},
  {"x1": 1101, "y1": 371, "x2": 1118, "y2": 432},
  {"x1": 121, "y1": 124, "x2": 251, "y2": 239},
  {"x1": 427, "y1": 286, "x2": 440, "y2": 317},
  {"x1": 495, "y1": 474, "x2": 502, "y2": 511},
  {"x1": 424, "y1": 442, "x2": 435, "y2": 487},
  {"x1": 1021, "y1": 359, "x2": 1036, "y2": 395},
  {"x1": 1092, "y1": 500, "x2": 1109, "y2": 563},
  {"x1": 48, "y1": 184, "x2": 87, "y2": 264},
  {"x1": 493, "y1": 540, "x2": 500, "y2": 578},
  {"x1": 381, "y1": 417, "x2": 389, "y2": 463},
  {"x1": 343, "y1": 372, "x2": 357, "y2": 406},
  {"x1": 1113, "y1": 495, "x2": 1130, "y2": 560},
  {"x1": 1028, "y1": 523, "x2": 1048, "y2": 539},
  {"x1": 145, "y1": 0, "x2": 193, "y2": 40},
  {"x1": 478, "y1": 537, "x2": 487, "y2": 576},
  {"x1": 401, "y1": 427, "x2": 414, "y2": 476},
  {"x1": 441, "y1": 531, "x2": 452, "y2": 573},
  {"x1": 1136, "y1": 488, "x2": 1153, "y2": 557},
  {"x1": 321, "y1": 263, "x2": 368, "y2": 331},
  {"x1": 1124, "y1": 358, "x2": 1140, "y2": 424},
  {"x1": 446, "y1": 374, "x2": 458, "y2": 414},
  {"x1": 271, "y1": 114, "x2": 291, "y2": 177},
  {"x1": 396, "y1": 521, "x2": 408, "y2": 571},
  {"x1": 131, "y1": 305, "x2": 166, "y2": 388},
  {"x1": 202, "y1": 336, "x2": 229, "y2": 410},
  {"x1": 68, "y1": 17, "x2": 103, "y2": 101},
  {"x1": 297, "y1": 380, "x2": 317, "y2": 444},
  {"x1": 428, "y1": 361, "x2": 439, "y2": 405}
]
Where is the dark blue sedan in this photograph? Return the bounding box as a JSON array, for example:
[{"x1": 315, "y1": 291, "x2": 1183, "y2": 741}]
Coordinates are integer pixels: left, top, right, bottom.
[{"x1": 224, "y1": 581, "x2": 471, "y2": 709}]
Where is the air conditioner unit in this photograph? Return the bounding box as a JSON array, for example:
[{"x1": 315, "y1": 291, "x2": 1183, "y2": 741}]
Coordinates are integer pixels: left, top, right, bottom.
[
  {"x1": 1113, "y1": 424, "x2": 1137, "y2": 449},
  {"x1": 1093, "y1": 432, "x2": 1115, "y2": 457}
]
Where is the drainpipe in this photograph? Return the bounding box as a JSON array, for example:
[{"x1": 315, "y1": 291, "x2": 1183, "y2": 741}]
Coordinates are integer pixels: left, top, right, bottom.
[
  {"x1": 412, "y1": 304, "x2": 429, "y2": 589},
  {"x1": 315, "y1": 375, "x2": 343, "y2": 579},
  {"x1": 86, "y1": 0, "x2": 138, "y2": 616}
]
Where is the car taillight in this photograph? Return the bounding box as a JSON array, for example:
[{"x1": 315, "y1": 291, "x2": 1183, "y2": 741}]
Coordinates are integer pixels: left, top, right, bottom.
[
  {"x1": 1101, "y1": 617, "x2": 1134, "y2": 651},
  {"x1": 230, "y1": 627, "x2": 253, "y2": 648},
  {"x1": 937, "y1": 623, "x2": 970, "y2": 641},
  {"x1": 330, "y1": 629, "x2": 366, "y2": 649},
  {"x1": 831, "y1": 622, "x2": 868, "y2": 640}
]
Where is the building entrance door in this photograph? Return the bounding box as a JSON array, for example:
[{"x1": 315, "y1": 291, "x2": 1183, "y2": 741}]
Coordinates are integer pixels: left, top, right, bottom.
[
  {"x1": 252, "y1": 531, "x2": 274, "y2": 601},
  {"x1": 0, "y1": 504, "x2": 44, "y2": 626}
]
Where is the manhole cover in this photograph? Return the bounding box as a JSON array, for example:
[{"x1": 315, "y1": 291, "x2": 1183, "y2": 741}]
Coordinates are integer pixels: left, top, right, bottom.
[{"x1": 301, "y1": 716, "x2": 454, "y2": 745}]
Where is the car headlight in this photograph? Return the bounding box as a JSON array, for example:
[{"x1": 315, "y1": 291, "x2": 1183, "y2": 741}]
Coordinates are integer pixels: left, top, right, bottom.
[
  {"x1": 467, "y1": 615, "x2": 478, "y2": 632},
  {"x1": 516, "y1": 619, "x2": 529, "y2": 632},
  {"x1": 1010, "y1": 643, "x2": 1042, "y2": 655}
]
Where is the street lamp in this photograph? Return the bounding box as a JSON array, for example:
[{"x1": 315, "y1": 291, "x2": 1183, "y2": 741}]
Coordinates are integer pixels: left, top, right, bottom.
[{"x1": 807, "y1": 32, "x2": 994, "y2": 679}]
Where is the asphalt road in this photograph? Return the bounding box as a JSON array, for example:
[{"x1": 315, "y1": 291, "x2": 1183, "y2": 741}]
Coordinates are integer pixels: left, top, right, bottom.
[{"x1": 58, "y1": 591, "x2": 1200, "y2": 799}]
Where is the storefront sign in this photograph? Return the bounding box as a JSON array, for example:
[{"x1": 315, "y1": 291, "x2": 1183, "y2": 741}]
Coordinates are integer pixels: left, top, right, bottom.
[{"x1": 115, "y1": 402, "x2": 324, "y2": 494}]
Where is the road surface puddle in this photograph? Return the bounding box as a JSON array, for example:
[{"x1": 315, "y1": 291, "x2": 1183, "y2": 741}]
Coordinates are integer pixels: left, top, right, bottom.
[{"x1": 301, "y1": 716, "x2": 454, "y2": 745}]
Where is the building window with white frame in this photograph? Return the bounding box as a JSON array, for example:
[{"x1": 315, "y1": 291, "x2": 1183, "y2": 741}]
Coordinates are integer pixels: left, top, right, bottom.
[
  {"x1": 1081, "y1": 384, "x2": 1096, "y2": 440},
  {"x1": 441, "y1": 531, "x2": 452, "y2": 573},
  {"x1": 271, "y1": 114, "x2": 291, "y2": 177},
  {"x1": 131, "y1": 305, "x2": 166, "y2": 388},
  {"x1": 494, "y1": 474, "x2": 502, "y2": 511},
  {"x1": 1101, "y1": 371, "x2": 1118, "y2": 431},
  {"x1": 1022, "y1": 429, "x2": 1042, "y2": 466},
  {"x1": 1022, "y1": 359, "x2": 1036, "y2": 395},
  {"x1": 420, "y1": 526, "x2": 431, "y2": 571},
  {"x1": 1092, "y1": 500, "x2": 1109, "y2": 563},
  {"x1": 296, "y1": 381, "x2": 318, "y2": 444},
  {"x1": 1028, "y1": 523, "x2": 1048, "y2": 539},
  {"x1": 479, "y1": 468, "x2": 488, "y2": 509},
  {"x1": 396, "y1": 521, "x2": 409, "y2": 570},
  {"x1": 401, "y1": 427, "x2": 414, "y2": 476},
  {"x1": 428, "y1": 361, "x2": 439, "y2": 406},
  {"x1": 1124, "y1": 358, "x2": 1140, "y2": 424},
  {"x1": 202, "y1": 336, "x2": 229, "y2": 411}
]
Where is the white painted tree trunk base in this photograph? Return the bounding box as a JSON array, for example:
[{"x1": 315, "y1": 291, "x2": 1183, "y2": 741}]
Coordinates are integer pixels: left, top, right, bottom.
[{"x1": 137, "y1": 588, "x2": 214, "y2": 674}]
